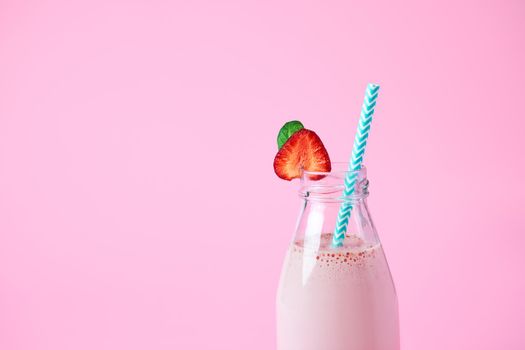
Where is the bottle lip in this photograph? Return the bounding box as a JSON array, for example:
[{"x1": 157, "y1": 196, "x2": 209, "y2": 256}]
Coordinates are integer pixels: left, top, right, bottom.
[
  {"x1": 299, "y1": 162, "x2": 369, "y2": 202},
  {"x1": 301, "y1": 162, "x2": 367, "y2": 177}
]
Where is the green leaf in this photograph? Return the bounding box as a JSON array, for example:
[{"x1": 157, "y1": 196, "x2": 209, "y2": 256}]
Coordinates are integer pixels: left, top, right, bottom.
[{"x1": 277, "y1": 120, "x2": 304, "y2": 149}]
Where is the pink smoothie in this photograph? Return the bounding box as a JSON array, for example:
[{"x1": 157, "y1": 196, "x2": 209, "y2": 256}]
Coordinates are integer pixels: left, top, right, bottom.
[{"x1": 277, "y1": 233, "x2": 399, "y2": 350}]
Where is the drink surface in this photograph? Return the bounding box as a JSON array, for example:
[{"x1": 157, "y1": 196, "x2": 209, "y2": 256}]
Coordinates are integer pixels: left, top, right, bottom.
[{"x1": 277, "y1": 233, "x2": 399, "y2": 350}]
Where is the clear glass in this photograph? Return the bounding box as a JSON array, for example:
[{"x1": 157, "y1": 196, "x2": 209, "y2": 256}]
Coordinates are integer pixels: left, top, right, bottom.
[{"x1": 276, "y1": 163, "x2": 399, "y2": 350}]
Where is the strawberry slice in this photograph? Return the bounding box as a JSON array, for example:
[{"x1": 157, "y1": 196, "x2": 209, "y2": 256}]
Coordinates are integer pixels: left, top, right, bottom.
[{"x1": 273, "y1": 129, "x2": 331, "y2": 181}]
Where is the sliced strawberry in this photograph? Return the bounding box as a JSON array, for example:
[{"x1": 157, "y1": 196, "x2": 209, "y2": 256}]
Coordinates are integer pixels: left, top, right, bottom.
[{"x1": 273, "y1": 129, "x2": 331, "y2": 181}]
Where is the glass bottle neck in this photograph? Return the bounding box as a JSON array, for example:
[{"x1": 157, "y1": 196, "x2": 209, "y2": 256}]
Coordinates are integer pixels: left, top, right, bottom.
[
  {"x1": 299, "y1": 179, "x2": 369, "y2": 204},
  {"x1": 299, "y1": 163, "x2": 369, "y2": 204}
]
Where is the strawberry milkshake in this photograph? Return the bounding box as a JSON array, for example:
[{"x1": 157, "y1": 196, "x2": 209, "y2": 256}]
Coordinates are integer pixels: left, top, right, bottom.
[{"x1": 277, "y1": 234, "x2": 399, "y2": 350}]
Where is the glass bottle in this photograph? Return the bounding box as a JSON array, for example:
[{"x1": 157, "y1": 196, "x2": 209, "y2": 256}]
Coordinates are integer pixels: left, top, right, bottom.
[{"x1": 276, "y1": 163, "x2": 399, "y2": 350}]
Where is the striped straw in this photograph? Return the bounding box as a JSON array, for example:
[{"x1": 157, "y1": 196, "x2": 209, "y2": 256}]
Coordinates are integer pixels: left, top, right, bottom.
[{"x1": 332, "y1": 83, "x2": 380, "y2": 247}]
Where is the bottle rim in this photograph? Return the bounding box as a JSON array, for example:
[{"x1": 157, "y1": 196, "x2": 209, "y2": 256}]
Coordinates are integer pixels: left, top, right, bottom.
[
  {"x1": 299, "y1": 162, "x2": 369, "y2": 202},
  {"x1": 301, "y1": 162, "x2": 367, "y2": 177}
]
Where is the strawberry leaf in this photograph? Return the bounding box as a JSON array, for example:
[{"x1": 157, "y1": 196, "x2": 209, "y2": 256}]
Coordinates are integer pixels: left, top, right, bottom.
[{"x1": 277, "y1": 120, "x2": 304, "y2": 149}]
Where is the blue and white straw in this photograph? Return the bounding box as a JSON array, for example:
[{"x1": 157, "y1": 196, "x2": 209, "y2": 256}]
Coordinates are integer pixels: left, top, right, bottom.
[{"x1": 332, "y1": 84, "x2": 380, "y2": 247}]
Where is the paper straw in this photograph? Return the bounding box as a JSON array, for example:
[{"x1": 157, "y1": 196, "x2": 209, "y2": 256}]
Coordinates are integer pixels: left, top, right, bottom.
[{"x1": 332, "y1": 84, "x2": 380, "y2": 247}]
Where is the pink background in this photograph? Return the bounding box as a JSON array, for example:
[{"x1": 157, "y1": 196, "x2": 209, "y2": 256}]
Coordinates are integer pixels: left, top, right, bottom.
[{"x1": 1, "y1": 0, "x2": 524, "y2": 349}]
